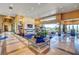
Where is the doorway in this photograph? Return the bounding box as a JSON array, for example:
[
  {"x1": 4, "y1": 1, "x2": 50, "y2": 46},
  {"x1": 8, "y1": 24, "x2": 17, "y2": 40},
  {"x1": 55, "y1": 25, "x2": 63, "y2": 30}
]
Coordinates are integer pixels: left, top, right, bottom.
[
  {"x1": 3, "y1": 18, "x2": 14, "y2": 32},
  {"x1": 4, "y1": 25, "x2": 8, "y2": 32}
]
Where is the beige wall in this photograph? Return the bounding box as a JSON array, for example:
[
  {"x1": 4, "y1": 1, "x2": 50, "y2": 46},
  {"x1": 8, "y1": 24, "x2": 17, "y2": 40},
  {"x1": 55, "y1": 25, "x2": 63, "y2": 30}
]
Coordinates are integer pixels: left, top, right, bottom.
[
  {"x1": 24, "y1": 17, "x2": 35, "y2": 34},
  {"x1": 24, "y1": 17, "x2": 35, "y2": 29},
  {"x1": 15, "y1": 16, "x2": 35, "y2": 34},
  {"x1": 0, "y1": 16, "x2": 4, "y2": 30}
]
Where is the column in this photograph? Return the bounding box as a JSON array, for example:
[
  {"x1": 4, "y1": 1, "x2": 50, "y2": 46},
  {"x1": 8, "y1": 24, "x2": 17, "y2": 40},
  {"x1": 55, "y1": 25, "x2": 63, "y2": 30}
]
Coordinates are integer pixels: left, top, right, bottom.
[{"x1": 63, "y1": 24, "x2": 66, "y2": 33}]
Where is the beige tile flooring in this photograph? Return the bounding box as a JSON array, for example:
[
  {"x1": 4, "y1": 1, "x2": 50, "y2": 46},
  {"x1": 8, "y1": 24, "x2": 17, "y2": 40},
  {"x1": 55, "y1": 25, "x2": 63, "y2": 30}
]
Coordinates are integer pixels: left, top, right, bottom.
[
  {"x1": 0, "y1": 32, "x2": 78, "y2": 55},
  {"x1": 47, "y1": 48, "x2": 70, "y2": 55},
  {"x1": 49, "y1": 35, "x2": 79, "y2": 55},
  {"x1": 0, "y1": 32, "x2": 35, "y2": 55}
]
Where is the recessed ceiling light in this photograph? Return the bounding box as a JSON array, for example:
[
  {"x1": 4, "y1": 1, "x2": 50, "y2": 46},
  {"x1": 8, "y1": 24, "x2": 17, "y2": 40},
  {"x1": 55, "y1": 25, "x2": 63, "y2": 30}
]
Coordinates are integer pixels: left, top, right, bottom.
[{"x1": 9, "y1": 4, "x2": 13, "y2": 10}]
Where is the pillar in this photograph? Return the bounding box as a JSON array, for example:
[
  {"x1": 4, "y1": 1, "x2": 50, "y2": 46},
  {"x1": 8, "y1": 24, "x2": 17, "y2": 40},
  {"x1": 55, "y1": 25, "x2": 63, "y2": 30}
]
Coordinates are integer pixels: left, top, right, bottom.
[
  {"x1": 56, "y1": 14, "x2": 63, "y2": 34},
  {"x1": 63, "y1": 24, "x2": 66, "y2": 33}
]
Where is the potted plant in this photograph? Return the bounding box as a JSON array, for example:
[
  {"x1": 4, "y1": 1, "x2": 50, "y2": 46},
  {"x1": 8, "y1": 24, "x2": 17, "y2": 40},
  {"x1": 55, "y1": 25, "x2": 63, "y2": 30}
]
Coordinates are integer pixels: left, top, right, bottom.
[{"x1": 34, "y1": 32, "x2": 45, "y2": 43}]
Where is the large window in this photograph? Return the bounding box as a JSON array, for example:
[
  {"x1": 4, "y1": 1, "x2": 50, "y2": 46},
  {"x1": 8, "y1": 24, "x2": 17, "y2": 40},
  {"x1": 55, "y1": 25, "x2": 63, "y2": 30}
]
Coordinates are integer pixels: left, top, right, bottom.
[
  {"x1": 43, "y1": 24, "x2": 59, "y2": 32},
  {"x1": 70, "y1": 25, "x2": 73, "y2": 30},
  {"x1": 78, "y1": 25, "x2": 79, "y2": 32},
  {"x1": 67, "y1": 25, "x2": 70, "y2": 32},
  {"x1": 66, "y1": 24, "x2": 79, "y2": 33},
  {"x1": 74, "y1": 25, "x2": 78, "y2": 32}
]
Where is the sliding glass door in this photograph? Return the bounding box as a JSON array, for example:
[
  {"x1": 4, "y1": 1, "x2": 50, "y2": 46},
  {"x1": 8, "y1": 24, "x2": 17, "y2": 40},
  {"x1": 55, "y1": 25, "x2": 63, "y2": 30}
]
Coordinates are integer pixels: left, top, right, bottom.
[{"x1": 66, "y1": 24, "x2": 79, "y2": 35}]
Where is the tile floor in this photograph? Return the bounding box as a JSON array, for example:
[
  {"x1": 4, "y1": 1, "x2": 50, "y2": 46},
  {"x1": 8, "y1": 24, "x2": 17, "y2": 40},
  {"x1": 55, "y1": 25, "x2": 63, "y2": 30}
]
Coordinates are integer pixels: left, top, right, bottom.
[
  {"x1": 0, "y1": 32, "x2": 34, "y2": 55},
  {"x1": 0, "y1": 32, "x2": 79, "y2": 55},
  {"x1": 48, "y1": 34, "x2": 79, "y2": 55}
]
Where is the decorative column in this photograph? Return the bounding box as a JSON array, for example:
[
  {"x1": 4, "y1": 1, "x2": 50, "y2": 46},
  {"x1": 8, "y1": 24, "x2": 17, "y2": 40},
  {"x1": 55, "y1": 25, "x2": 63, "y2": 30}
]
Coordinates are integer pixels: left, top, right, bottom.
[
  {"x1": 63, "y1": 24, "x2": 66, "y2": 33},
  {"x1": 15, "y1": 15, "x2": 18, "y2": 33},
  {"x1": 35, "y1": 18, "x2": 41, "y2": 27},
  {"x1": 56, "y1": 14, "x2": 62, "y2": 34},
  {"x1": 15, "y1": 15, "x2": 25, "y2": 35}
]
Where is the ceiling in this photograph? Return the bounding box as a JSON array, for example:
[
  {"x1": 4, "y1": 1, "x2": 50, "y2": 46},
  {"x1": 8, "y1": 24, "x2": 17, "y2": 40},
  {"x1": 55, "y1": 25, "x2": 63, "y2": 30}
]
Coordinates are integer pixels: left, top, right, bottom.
[{"x1": 0, "y1": 3, "x2": 79, "y2": 18}]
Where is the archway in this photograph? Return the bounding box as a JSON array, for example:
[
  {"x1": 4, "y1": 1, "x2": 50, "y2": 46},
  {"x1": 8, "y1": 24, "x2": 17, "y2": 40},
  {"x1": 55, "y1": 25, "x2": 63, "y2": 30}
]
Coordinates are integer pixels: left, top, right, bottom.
[{"x1": 2, "y1": 17, "x2": 14, "y2": 32}]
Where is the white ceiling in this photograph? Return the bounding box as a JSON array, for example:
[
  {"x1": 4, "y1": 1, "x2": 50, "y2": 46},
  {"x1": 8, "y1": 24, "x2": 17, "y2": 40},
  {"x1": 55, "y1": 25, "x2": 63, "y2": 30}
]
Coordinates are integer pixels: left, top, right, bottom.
[{"x1": 0, "y1": 3, "x2": 79, "y2": 18}]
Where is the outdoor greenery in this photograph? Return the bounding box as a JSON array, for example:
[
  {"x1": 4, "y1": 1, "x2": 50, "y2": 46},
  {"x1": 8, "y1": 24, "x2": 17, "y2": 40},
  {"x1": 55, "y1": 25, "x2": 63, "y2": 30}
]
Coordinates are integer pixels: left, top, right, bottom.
[
  {"x1": 46, "y1": 27, "x2": 59, "y2": 32},
  {"x1": 37, "y1": 31, "x2": 48, "y2": 37}
]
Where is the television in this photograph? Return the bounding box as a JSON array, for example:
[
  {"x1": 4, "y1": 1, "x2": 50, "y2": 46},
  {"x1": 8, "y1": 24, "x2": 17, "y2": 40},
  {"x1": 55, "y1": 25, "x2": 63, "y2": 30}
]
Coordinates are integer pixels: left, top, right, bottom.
[{"x1": 27, "y1": 24, "x2": 33, "y2": 28}]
